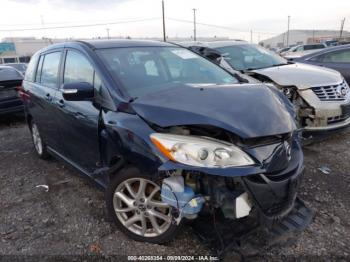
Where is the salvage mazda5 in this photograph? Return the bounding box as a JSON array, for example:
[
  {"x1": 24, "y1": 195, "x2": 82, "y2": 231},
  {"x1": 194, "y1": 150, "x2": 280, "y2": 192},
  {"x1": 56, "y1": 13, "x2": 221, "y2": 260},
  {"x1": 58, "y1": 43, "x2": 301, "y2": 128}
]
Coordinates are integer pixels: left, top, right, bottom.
[{"x1": 22, "y1": 40, "x2": 311, "y2": 244}]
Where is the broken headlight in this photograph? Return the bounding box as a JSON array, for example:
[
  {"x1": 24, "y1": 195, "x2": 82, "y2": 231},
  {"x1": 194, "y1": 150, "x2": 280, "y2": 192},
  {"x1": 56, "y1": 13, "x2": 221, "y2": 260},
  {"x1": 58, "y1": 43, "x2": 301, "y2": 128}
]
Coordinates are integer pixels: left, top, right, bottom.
[
  {"x1": 150, "y1": 133, "x2": 255, "y2": 168},
  {"x1": 282, "y1": 86, "x2": 297, "y2": 100}
]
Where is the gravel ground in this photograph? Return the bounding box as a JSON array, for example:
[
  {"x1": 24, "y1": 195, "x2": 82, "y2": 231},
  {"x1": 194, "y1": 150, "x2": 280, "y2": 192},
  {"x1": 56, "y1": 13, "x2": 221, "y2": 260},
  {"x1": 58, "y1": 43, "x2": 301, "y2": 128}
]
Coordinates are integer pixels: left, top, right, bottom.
[{"x1": 0, "y1": 115, "x2": 349, "y2": 261}]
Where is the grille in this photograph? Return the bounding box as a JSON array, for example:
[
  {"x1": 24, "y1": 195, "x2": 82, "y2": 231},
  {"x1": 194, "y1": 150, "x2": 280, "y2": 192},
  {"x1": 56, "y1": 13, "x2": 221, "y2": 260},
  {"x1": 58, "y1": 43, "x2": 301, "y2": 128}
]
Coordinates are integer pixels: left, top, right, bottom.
[
  {"x1": 327, "y1": 115, "x2": 349, "y2": 125},
  {"x1": 311, "y1": 81, "x2": 349, "y2": 101}
]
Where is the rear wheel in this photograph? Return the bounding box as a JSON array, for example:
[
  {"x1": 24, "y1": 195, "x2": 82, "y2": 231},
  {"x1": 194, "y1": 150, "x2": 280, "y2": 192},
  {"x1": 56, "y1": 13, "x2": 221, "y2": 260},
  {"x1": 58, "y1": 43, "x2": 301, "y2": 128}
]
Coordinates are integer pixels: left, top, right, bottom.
[
  {"x1": 30, "y1": 122, "x2": 50, "y2": 159},
  {"x1": 106, "y1": 167, "x2": 181, "y2": 244}
]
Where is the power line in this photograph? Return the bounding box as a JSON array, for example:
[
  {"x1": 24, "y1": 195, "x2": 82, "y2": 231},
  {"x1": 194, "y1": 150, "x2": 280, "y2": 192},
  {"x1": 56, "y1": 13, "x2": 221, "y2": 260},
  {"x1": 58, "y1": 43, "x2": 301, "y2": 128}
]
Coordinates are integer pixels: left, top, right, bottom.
[
  {"x1": 0, "y1": 18, "x2": 160, "y2": 32},
  {"x1": 166, "y1": 17, "x2": 279, "y2": 35}
]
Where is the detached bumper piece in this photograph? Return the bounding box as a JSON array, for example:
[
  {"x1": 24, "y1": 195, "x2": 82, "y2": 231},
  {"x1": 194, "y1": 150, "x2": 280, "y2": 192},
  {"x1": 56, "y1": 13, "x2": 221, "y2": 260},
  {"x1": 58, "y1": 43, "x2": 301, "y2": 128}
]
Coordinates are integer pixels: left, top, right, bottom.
[
  {"x1": 190, "y1": 198, "x2": 313, "y2": 259},
  {"x1": 266, "y1": 198, "x2": 313, "y2": 246}
]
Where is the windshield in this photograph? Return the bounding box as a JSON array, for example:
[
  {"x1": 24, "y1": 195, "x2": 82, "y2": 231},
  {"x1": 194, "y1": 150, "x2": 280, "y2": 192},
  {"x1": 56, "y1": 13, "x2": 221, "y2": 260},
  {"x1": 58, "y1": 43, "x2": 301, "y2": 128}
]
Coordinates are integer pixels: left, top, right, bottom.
[
  {"x1": 216, "y1": 44, "x2": 288, "y2": 71},
  {"x1": 97, "y1": 47, "x2": 238, "y2": 98}
]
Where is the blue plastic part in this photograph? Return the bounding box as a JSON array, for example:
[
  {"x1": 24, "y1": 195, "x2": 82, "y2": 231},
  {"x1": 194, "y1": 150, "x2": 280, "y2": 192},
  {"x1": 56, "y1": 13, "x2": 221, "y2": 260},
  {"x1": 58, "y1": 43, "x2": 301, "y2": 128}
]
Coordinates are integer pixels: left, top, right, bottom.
[{"x1": 161, "y1": 184, "x2": 204, "y2": 215}]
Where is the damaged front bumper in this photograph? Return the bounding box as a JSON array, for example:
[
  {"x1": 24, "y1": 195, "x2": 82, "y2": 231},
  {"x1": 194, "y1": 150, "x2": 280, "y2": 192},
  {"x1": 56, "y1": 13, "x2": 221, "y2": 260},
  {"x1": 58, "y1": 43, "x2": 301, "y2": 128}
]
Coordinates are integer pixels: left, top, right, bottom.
[
  {"x1": 158, "y1": 137, "x2": 308, "y2": 227},
  {"x1": 157, "y1": 137, "x2": 313, "y2": 254},
  {"x1": 297, "y1": 87, "x2": 350, "y2": 132}
]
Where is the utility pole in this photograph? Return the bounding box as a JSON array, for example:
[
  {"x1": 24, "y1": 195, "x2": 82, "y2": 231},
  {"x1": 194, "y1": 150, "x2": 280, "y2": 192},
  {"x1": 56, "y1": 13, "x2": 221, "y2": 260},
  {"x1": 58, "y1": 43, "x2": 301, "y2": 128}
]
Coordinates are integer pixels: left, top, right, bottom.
[
  {"x1": 339, "y1": 18, "x2": 346, "y2": 41},
  {"x1": 162, "y1": 0, "x2": 166, "y2": 42},
  {"x1": 106, "y1": 28, "x2": 110, "y2": 39},
  {"x1": 40, "y1": 15, "x2": 46, "y2": 40},
  {"x1": 286, "y1": 15, "x2": 291, "y2": 47},
  {"x1": 250, "y1": 30, "x2": 253, "y2": 43},
  {"x1": 193, "y1": 8, "x2": 197, "y2": 41}
]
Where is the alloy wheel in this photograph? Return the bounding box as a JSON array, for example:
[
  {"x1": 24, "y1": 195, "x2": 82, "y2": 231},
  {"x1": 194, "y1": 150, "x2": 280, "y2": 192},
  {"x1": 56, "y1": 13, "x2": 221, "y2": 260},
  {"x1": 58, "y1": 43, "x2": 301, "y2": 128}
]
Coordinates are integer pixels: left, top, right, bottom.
[
  {"x1": 32, "y1": 124, "x2": 43, "y2": 155},
  {"x1": 113, "y1": 178, "x2": 172, "y2": 237}
]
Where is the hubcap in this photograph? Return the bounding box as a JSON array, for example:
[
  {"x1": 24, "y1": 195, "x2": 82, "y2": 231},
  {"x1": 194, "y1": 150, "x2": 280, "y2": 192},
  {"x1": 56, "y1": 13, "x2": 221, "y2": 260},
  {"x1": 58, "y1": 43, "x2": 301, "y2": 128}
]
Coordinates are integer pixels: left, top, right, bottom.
[
  {"x1": 32, "y1": 124, "x2": 43, "y2": 155},
  {"x1": 113, "y1": 178, "x2": 172, "y2": 238}
]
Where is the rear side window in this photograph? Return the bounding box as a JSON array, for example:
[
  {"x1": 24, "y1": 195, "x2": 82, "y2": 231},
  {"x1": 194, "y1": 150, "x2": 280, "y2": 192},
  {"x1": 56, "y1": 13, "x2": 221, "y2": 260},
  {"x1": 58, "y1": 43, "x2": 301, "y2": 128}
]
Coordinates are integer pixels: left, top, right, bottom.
[
  {"x1": 309, "y1": 54, "x2": 323, "y2": 62},
  {"x1": 304, "y1": 44, "x2": 325, "y2": 50},
  {"x1": 24, "y1": 54, "x2": 39, "y2": 82},
  {"x1": 322, "y1": 49, "x2": 350, "y2": 63},
  {"x1": 63, "y1": 51, "x2": 94, "y2": 85},
  {"x1": 40, "y1": 52, "x2": 61, "y2": 88}
]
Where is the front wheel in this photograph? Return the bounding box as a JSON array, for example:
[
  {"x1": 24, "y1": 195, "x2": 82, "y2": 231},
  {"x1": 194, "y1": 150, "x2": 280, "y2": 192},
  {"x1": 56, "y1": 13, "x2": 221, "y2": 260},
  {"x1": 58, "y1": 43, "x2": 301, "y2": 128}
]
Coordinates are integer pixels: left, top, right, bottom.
[{"x1": 106, "y1": 167, "x2": 181, "y2": 244}]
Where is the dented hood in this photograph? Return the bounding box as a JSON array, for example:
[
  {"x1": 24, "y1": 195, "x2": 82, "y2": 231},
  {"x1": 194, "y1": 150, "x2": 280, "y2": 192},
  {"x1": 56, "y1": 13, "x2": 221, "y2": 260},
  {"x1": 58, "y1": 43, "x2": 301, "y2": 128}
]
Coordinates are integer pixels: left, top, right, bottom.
[
  {"x1": 131, "y1": 84, "x2": 296, "y2": 139},
  {"x1": 252, "y1": 63, "x2": 343, "y2": 89}
]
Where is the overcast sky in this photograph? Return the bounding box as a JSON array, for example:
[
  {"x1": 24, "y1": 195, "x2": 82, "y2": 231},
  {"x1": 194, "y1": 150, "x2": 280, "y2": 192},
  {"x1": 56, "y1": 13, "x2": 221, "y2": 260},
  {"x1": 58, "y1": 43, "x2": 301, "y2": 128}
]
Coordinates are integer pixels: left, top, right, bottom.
[{"x1": 0, "y1": 0, "x2": 349, "y2": 42}]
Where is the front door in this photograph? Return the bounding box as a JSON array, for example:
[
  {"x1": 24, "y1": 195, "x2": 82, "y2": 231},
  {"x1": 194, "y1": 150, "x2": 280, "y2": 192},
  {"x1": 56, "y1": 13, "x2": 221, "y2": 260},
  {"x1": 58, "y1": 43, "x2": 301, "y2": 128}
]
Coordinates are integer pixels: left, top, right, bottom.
[{"x1": 53, "y1": 49, "x2": 101, "y2": 172}]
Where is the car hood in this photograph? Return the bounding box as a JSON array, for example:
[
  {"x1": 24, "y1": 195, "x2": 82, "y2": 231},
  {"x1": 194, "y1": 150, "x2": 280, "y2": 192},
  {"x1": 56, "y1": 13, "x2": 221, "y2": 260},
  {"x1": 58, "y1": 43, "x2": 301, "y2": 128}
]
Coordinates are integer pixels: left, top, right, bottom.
[
  {"x1": 251, "y1": 63, "x2": 342, "y2": 89},
  {"x1": 131, "y1": 84, "x2": 296, "y2": 139}
]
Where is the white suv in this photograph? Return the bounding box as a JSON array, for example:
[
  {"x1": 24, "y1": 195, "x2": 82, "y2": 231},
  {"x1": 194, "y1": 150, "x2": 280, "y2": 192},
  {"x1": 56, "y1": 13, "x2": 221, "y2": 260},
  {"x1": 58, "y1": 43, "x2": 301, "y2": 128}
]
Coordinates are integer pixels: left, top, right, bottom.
[{"x1": 180, "y1": 41, "x2": 350, "y2": 132}]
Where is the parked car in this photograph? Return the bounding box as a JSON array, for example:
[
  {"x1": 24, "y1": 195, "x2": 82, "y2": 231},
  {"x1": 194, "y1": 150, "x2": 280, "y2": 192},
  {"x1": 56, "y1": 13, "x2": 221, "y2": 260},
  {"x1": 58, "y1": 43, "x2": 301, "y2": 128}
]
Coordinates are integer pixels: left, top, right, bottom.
[
  {"x1": 324, "y1": 40, "x2": 339, "y2": 47},
  {"x1": 277, "y1": 46, "x2": 292, "y2": 54},
  {"x1": 0, "y1": 65, "x2": 24, "y2": 115},
  {"x1": 294, "y1": 44, "x2": 350, "y2": 84},
  {"x1": 180, "y1": 41, "x2": 350, "y2": 132},
  {"x1": 282, "y1": 43, "x2": 327, "y2": 60},
  {"x1": 4, "y1": 63, "x2": 28, "y2": 76},
  {"x1": 21, "y1": 40, "x2": 311, "y2": 244}
]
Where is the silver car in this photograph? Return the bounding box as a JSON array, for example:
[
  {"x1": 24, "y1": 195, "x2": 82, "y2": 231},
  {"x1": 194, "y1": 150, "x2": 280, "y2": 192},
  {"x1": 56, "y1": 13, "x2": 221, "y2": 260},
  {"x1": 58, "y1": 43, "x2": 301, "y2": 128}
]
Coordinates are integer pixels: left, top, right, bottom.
[
  {"x1": 180, "y1": 41, "x2": 350, "y2": 132},
  {"x1": 281, "y1": 43, "x2": 327, "y2": 60}
]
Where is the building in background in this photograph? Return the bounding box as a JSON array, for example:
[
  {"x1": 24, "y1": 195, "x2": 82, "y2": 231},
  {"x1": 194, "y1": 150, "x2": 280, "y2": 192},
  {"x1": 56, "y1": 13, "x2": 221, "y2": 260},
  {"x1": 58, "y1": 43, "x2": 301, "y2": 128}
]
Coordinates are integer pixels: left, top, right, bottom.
[
  {"x1": 0, "y1": 37, "x2": 66, "y2": 64},
  {"x1": 260, "y1": 30, "x2": 350, "y2": 48}
]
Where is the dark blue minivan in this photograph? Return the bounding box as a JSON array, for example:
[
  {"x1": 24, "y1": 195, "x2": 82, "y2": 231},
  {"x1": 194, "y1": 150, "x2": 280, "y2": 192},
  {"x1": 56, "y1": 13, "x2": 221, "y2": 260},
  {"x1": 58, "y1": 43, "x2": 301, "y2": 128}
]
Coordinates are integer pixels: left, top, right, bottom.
[{"x1": 21, "y1": 40, "x2": 311, "y2": 244}]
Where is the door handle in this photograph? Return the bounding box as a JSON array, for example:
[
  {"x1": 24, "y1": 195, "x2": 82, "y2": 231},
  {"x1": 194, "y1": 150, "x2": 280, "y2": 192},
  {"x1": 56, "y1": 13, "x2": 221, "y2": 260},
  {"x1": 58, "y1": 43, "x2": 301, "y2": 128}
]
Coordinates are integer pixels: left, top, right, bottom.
[{"x1": 56, "y1": 99, "x2": 65, "y2": 108}]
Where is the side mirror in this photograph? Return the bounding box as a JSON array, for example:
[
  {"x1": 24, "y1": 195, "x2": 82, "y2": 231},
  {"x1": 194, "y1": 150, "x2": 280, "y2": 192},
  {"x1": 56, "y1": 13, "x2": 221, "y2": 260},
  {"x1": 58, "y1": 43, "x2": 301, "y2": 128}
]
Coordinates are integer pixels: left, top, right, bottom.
[{"x1": 61, "y1": 82, "x2": 94, "y2": 101}]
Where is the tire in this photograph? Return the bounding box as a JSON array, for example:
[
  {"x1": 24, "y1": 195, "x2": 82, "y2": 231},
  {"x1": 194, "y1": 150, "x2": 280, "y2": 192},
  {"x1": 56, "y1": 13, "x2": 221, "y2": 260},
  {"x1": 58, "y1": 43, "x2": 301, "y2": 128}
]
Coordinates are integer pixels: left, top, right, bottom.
[
  {"x1": 30, "y1": 121, "x2": 50, "y2": 159},
  {"x1": 106, "y1": 167, "x2": 181, "y2": 244}
]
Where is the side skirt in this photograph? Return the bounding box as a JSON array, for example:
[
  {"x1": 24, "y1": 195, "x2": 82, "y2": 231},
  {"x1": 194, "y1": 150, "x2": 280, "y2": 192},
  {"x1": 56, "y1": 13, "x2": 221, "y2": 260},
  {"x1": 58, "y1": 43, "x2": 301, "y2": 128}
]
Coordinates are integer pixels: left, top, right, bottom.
[{"x1": 47, "y1": 146, "x2": 107, "y2": 190}]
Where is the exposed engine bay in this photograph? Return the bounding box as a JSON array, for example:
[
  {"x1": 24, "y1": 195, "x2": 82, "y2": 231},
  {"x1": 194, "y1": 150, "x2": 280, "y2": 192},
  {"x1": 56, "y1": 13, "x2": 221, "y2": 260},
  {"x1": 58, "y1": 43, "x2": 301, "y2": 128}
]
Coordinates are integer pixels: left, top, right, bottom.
[
  {"x1": 152, "y1": 124, "x2": 310, "y2": 228},
  {"x1": 160, "y1": 170, "x2": 252, "y2": 222},
  {"x1": 145, "y1": 123, "x2": 312, "y2": 255}
]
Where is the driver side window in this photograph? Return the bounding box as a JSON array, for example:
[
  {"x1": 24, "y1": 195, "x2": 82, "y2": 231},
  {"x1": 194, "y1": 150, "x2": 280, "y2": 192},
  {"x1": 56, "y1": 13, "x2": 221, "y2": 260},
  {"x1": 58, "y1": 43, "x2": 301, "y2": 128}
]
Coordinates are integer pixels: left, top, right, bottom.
[
  {"x1": 64, "y1": 51, "x2": 94, "y2": 85},
  {"x1": 64, "y1": 50, "x2": 104, "y2": 95}
]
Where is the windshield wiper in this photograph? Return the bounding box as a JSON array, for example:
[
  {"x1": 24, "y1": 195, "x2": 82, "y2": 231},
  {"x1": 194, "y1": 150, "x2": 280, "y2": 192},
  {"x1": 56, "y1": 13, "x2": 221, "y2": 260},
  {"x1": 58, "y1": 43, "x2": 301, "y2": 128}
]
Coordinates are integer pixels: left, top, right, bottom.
[
  {"x1": 270, "y1": 63, "x2": 289, "y2": 67},
  {"x1": 242, "y1": 63, "x2": 288, "y2": 72},
  {"x1": 241, "y1": 67, "x2": 264, "y2": 72},
  {"x1": 128, "y1": 97, "x2": 138, "y2": 103}
]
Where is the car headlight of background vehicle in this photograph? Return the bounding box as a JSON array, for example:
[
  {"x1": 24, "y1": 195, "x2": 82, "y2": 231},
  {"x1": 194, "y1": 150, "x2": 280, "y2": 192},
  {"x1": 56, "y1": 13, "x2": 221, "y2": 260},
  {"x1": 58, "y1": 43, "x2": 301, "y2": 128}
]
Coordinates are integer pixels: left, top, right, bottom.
[
  {"x1": 150, "y1": 133, "x2": 255, "y2": 168},
  {"x1": 278, "y1": 86, "x2": 297, "y2": 100}
]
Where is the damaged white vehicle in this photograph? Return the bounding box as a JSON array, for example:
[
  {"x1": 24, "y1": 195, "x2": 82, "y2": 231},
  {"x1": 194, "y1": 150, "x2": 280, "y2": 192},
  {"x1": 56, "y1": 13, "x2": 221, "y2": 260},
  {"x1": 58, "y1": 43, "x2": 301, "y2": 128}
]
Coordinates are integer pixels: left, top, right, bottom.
[{"x1": 182, "y1": 41, "x2": 350, "y2": 132}]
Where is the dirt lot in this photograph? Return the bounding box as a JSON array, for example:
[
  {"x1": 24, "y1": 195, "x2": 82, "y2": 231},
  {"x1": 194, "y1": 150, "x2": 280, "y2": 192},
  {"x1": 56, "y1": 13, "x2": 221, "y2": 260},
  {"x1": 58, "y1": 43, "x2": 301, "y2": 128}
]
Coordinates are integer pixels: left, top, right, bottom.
[{"x1": 1, "y1": 115, "x2": 350, "y2": 261}]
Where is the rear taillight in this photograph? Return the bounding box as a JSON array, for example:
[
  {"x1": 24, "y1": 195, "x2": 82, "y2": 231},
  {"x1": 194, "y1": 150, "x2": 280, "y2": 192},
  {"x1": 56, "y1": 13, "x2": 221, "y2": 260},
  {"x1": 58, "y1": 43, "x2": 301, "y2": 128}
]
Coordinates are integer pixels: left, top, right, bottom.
[{"x1": 16, "y1": 86, "x2": 30, "y2": 101}]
